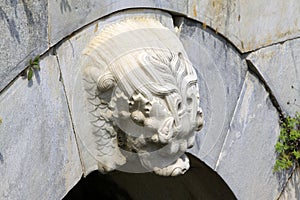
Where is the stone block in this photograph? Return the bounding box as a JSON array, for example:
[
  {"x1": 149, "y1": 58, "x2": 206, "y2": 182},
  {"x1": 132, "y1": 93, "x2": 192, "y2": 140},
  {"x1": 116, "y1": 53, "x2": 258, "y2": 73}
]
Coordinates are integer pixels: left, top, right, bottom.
[
  {"x1": 0, "y1": 0, "x2": 48, "y2": 91},
  {"x1": 0, "y1": 55, "x2": 82, "y2": 200},
  {"x1": 215, "y1": 72, "x2": 284, "y2": 199},
  {"x1": 247, "y1": 38, "x2": 300, "y2": 116},
  {"x1": 179, "y1": 18, "x2": 247, "y2": 169},
  {"x1": 187, "y1": 0, "x2": 300, "y2": 52},
  {"x1": 48, "y1": 0, "x2": 187, "y2": 45}
]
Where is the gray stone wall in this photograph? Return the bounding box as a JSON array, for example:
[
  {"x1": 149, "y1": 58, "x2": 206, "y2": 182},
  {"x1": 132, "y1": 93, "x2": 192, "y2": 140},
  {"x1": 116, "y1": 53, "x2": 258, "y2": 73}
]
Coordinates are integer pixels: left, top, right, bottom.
[{"x1": 0, "y1": 1, "x2": 299, "y2": 199}]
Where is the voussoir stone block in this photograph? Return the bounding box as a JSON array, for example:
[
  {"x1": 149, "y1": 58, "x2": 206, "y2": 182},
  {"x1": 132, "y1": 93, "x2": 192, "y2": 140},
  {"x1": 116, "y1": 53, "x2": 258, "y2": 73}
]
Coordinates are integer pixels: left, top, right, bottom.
[
  {"x1": 48, "y1": 0, "x2": 187, "y2": 45},
  {"x1": 247, "y1": 38, "x2": 300, "y2": 116},
  {"x1": 215, "y1": 72, "x2": 284, "y2": 200},
  {"x1": 187, "y1": 0, "x2": 300, "y2": 52},
  {"x1": 0, "y1": 55, "x2": 82, "y2": 200},
  {"x1": 178, "y1": 18, "x2": 247, "y2": 169},
  {"x1": 0, "y1": 0, "x2": 48, "y2": 91}
]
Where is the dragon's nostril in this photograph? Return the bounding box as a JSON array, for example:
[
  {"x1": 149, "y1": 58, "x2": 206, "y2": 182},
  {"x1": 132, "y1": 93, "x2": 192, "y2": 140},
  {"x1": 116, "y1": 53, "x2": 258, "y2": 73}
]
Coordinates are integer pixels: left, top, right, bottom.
[{"x1": 195, "y1": 109, "x2": 204, "y2": 131}]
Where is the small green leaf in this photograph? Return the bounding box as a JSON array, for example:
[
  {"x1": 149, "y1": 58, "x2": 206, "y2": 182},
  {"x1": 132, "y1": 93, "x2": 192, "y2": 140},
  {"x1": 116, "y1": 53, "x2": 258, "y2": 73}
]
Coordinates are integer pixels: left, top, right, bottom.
[
  {"x1": 33, "y1": 55, "x2": 40, "y2": 63},
  {"x1": 33, "y1": 60, "x2": 39, "y2": 65},
  {"x1": 286, "y1": 159, "x2": 293, "y2": 167},
  {"x1": 275, "y1": 142, "x2": 284, "y2": 153},
  {"x1": 32, "y1": 64, "x2": 40, "y2": 70},
  {"x1": 293, "y1": 150, "x2": 300, "y2": 160},
  {"x1": 28, "y1": 68, "x2": 33, "y2": 80}
]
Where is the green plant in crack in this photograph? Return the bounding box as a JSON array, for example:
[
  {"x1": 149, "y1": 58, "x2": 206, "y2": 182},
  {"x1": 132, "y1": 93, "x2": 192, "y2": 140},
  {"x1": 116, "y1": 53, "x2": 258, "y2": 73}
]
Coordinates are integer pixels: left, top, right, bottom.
[
  {"x1": 274, "y1": 112, "x2": 300, "y2": 172},
  {"x1": 27, "y1": 55, "x2": 40, "y2": 80}
]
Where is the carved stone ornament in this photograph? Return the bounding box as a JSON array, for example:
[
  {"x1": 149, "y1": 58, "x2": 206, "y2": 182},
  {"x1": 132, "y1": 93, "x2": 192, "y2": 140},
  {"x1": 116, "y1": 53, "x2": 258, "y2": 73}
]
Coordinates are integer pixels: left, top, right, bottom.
[{"x1": 77, "y1": 17, "x2": 203, "y2": 176}]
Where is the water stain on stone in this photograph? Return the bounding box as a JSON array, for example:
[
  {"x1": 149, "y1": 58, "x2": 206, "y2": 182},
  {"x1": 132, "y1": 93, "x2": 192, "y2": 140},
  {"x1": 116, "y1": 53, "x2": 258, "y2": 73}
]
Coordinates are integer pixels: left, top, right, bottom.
[
  {"x1": 0, "y1": 152, "x2": 4, "y2": 164},
  {"x1": 193, "y1": 4, "x2": 197, "y2": 17},
  {"x1": 21, "y1": 0, "x2": 34, "y2": 25},
  {"x1": 94, "y1": 23, "x2": 99, "y2": 33},
  {"x1": 5, "y1": 0, "x2": 18, "y2": 17},
  {"x1": 0, "y1": 6, "x2": 20, "y2": 43},
  {"x1": 57, "y1": 0, "x2": 72, "y2": 13}
]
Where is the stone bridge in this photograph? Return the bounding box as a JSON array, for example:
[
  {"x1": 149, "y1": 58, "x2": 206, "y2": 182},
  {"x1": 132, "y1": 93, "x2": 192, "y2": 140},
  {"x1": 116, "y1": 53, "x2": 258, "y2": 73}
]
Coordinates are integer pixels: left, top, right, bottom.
[{"x1": 0, "y1": 1, "x2": 299, "y2": 199}]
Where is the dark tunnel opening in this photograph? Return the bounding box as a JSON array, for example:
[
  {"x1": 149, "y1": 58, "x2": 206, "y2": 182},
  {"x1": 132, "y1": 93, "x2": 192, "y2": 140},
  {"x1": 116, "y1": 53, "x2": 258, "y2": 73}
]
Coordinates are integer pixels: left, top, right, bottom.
[{"x1": 63, "y1": 153, "x2": 236, "y2": 200}]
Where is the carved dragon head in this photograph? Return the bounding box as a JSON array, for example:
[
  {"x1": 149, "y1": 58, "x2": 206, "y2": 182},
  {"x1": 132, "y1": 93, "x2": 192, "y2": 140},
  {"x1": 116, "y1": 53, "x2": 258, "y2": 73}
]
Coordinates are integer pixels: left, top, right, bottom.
[{"x1": 81, "y1": 17, "x2": 203, "y2": 176}]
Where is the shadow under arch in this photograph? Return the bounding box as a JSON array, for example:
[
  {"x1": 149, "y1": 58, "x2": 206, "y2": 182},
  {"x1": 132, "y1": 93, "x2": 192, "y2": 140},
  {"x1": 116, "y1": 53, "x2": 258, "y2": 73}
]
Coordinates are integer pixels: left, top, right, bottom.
[{"x1": 63, "y1": 153, "x2": 236, "y2": 200}]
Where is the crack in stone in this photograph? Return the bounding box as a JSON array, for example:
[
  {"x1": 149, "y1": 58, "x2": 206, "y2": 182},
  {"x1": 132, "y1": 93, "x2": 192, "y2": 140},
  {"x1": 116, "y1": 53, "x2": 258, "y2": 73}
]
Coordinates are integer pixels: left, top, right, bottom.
[
  {"x1": 246, "y1": 59, "x2": 284, "y2": 120},
  {"x1": 214, "y1": 72, "x2": 248, "y2": 171},
  {"x1": 245, "y1": 59, "x2": 295, "y2": 199},
  {"x1": 241, "y1": 36, "x2": 300, "y2": 55},
  {"x1": 54, "y1": 52, "x2": 85, "y2": 173},
  {"x1": 276, "y1": 166, "x2": 297, "y2": 200},
  {"x1": 0, "y1": 48, "x2": 36, "y2": 94}
]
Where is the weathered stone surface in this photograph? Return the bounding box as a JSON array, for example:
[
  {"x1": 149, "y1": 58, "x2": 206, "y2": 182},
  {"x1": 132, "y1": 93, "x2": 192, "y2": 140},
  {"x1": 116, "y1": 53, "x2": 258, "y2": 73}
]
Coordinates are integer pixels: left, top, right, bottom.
[
  {"x1": 0, "y1": 1, "x2": 298, "y2": 199},
  {"x1": 0, "y1": 55, "x2": 82, "y2": 200},
  {"x1": 215, "y1": 72, "x2": 283, "y2": 199},
  {"x1": 279, "y1": 168, "x2": 300, "y2": 200},
  {"x1": 48, "y1": 0, "x2": 186, "y2": 45},
  {"x1": 247, "y1": 38, "x2": 300, "y2": 116},
  {"x1": 0, "y1": 0, "x2": 48, "y2": 91},
  {"x1": 178, "y1": 18, "x2": 247, "y2": 169},
  {"x1": 2, "y1": 0, "x2": 299, "y2": 93},
  {"x1": 187, "y1": 0, "x2": 300, "y2": 52},
  {"x1": 2, "y1": 0, "x2": 299, "y2": 94},
  {"x1": 49, "y1": 0, "x2": 300, "y2": 53}
]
